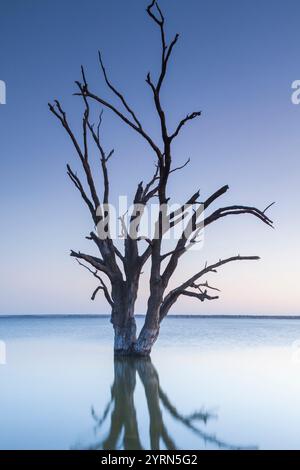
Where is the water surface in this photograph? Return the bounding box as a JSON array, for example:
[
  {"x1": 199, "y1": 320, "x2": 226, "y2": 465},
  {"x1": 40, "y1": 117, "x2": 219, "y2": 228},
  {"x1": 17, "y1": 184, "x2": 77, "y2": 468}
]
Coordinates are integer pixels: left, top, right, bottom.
[{"x1": 0, "y1": 316, "x2": 300, "y2": 450}]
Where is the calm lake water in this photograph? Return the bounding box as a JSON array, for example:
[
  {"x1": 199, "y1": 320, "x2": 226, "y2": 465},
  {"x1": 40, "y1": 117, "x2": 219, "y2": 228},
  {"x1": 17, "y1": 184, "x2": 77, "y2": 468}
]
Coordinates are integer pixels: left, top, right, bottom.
[{"x1": 0, "y1": 315, "x2": 300, "y2": 450}]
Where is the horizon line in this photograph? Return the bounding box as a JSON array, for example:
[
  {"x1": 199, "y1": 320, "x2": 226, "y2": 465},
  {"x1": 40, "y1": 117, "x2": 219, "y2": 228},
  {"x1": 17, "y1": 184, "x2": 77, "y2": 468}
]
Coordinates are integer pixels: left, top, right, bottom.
[{"x1": 0, "y1": 314, "x2": 300, "y2": 320}]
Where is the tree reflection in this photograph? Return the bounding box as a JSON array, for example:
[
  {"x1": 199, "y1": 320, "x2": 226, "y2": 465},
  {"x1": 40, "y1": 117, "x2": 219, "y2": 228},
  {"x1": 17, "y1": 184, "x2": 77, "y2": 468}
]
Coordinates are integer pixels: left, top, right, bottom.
[{"x1": 88, "y1": 357, "x2": 257, "y2": 450}]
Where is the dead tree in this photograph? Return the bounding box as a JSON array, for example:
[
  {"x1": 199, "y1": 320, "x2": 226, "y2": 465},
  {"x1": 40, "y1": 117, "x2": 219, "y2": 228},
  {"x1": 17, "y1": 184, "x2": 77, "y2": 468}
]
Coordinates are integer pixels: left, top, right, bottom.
[{"x1": 49, "y1": 1, "x2": 273, "y2": 356}]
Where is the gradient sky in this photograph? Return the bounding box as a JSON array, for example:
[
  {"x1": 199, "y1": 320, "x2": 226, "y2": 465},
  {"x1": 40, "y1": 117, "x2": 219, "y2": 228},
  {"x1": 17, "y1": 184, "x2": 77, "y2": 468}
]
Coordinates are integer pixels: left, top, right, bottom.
[{"x1": 0, "y1": 0, "x2": 299, "y2": 315}]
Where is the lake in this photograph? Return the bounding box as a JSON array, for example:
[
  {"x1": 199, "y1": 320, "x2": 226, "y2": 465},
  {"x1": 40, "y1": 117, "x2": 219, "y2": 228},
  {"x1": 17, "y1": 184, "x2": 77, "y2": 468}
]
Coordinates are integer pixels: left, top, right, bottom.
[{"x1": 0, "y1": 315, "x2": 300, "y2": 450}]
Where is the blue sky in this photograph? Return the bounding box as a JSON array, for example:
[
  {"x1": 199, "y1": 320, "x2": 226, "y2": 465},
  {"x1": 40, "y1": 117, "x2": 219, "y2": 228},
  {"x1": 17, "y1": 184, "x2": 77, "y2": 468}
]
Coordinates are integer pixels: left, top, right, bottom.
[{"x1": 0, "y1": 0, "x2": 299, "y2": 315}]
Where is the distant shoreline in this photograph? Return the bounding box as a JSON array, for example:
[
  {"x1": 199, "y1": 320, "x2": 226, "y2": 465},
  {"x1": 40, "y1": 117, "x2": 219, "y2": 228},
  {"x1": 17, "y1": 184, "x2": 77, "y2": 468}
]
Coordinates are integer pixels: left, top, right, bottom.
[{"x1": 0, "y1": 314, "x2": 300, "y2": 320}]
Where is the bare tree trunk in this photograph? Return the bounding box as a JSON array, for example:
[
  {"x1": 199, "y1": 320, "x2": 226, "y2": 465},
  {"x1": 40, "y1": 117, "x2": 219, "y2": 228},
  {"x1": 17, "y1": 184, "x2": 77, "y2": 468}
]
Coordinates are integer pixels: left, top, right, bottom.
[
  {"x1": 134, "y1": 322, "x2": 160, "y2": 356},
  {"x1": 111, "y1": 277, "x2": 140, "y2": 355},
  {"x1": 134, "y1": 275, "x2": 164, "y2": 356},
  {"x1": 113, "y1": 319, "x2": 137, "y2": 355},
  {"x1": 133, "y1": 239, "x2": 166, "y2": 356},
  {"x1": 112, "y1": 277, "x2": 162, "y2": 357}
]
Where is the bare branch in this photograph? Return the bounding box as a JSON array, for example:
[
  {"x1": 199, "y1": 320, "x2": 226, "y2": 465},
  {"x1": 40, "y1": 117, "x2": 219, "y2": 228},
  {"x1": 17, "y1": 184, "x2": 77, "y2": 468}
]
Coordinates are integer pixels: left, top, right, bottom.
[
  {"x1": 161, "y1": 185, "x2": 272, "y2": 287},
  {"x1": 70, "y1": 250, "x2": 111, "y2": 277},
  {"x1": 160, "y1": 245, "x2": 186, "y2": 262},
  {"x1": 49, "y1": 100, "x2": 84, "y2": 160},
  {"x1": 49, "y1": 99, "x2": 101, "y2": 210},
  {"x1": 203, "y1": 185, "x2": 229, "y2": 209},
  {"x1": 75, "y1": 259, "x2": 114, "y2": 306},
  {"x1": 86, "y1": 114, "x2": 113, "y2": 204},
  {"x1": 137, "y1": 237, "x2": 153, "y2": 246},
  {"x1": 146, "y1": 1, "x2": 164, "y2": 26},
  {"x1": 74, "y1": 87, "x2": 162, "y2": 160},
  {"x1": 90, "y1": 286, "x2": 102, "y2": 301},
  {"x1": 169, "y1": 112, "x2": 201, "y2": 141},
  {"x1": 160, "y1": 255, "x2": 260, "y2": 321},
  {"x1": 181, "y1": 255, "x2": 260, "y2": 290},
  {"x1": 169, "y1": 157, "x2": 191, "y2": 174},
  {"x1": 191, "y1": 281, "x2": 221, "y2": 292},
  {"x1": 113, "y1": 245, "x2": 125, "y2": 263},
  {"x1": 142, "y1": 164, "x2": 160, "y2": 202},
  {"x1": 88, "y1": 231, "x2": 125, "y2": 265},
  {"x1": 201, "y1": 204, "x2": 274, "y2": 229},
  {"x1": 98, "y1": 51, "x2": 142, "y2": 129},
  {"x1": 66, "y1": 163, "x2": 96, "y2": 222},
  {"x1": 263, "y1": 201, "x2": 275, "y2": 213},
  {"x1": 168, "y1": 190, "x2": 200, "y2": 221},
  {"x1": 181, "y1": 290, "x2": 219, "y2": 302}
]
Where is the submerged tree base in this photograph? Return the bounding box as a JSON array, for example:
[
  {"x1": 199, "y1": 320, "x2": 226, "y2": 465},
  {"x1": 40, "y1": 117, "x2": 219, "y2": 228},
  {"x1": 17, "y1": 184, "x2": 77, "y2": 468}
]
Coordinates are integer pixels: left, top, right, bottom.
[
  {"x1": 113, "y1": 343, "x2": 156, "y2": 358},
  {"x1": 114, "y1": 325, "x2": 160, "y2": 357},
  {"x1": 114, "y1": 349, "x2": 150, "y2": 358}
]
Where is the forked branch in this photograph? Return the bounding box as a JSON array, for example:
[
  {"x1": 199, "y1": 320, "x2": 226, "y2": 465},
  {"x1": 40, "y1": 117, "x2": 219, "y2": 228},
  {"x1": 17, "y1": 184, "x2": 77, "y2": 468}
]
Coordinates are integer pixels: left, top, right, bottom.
[
  {"x1": 160, "y1": 255, "x2": 260, "y2": 320},
  {"x1": 75, "y1": 259, "x2": 113, "y2": 306}
]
